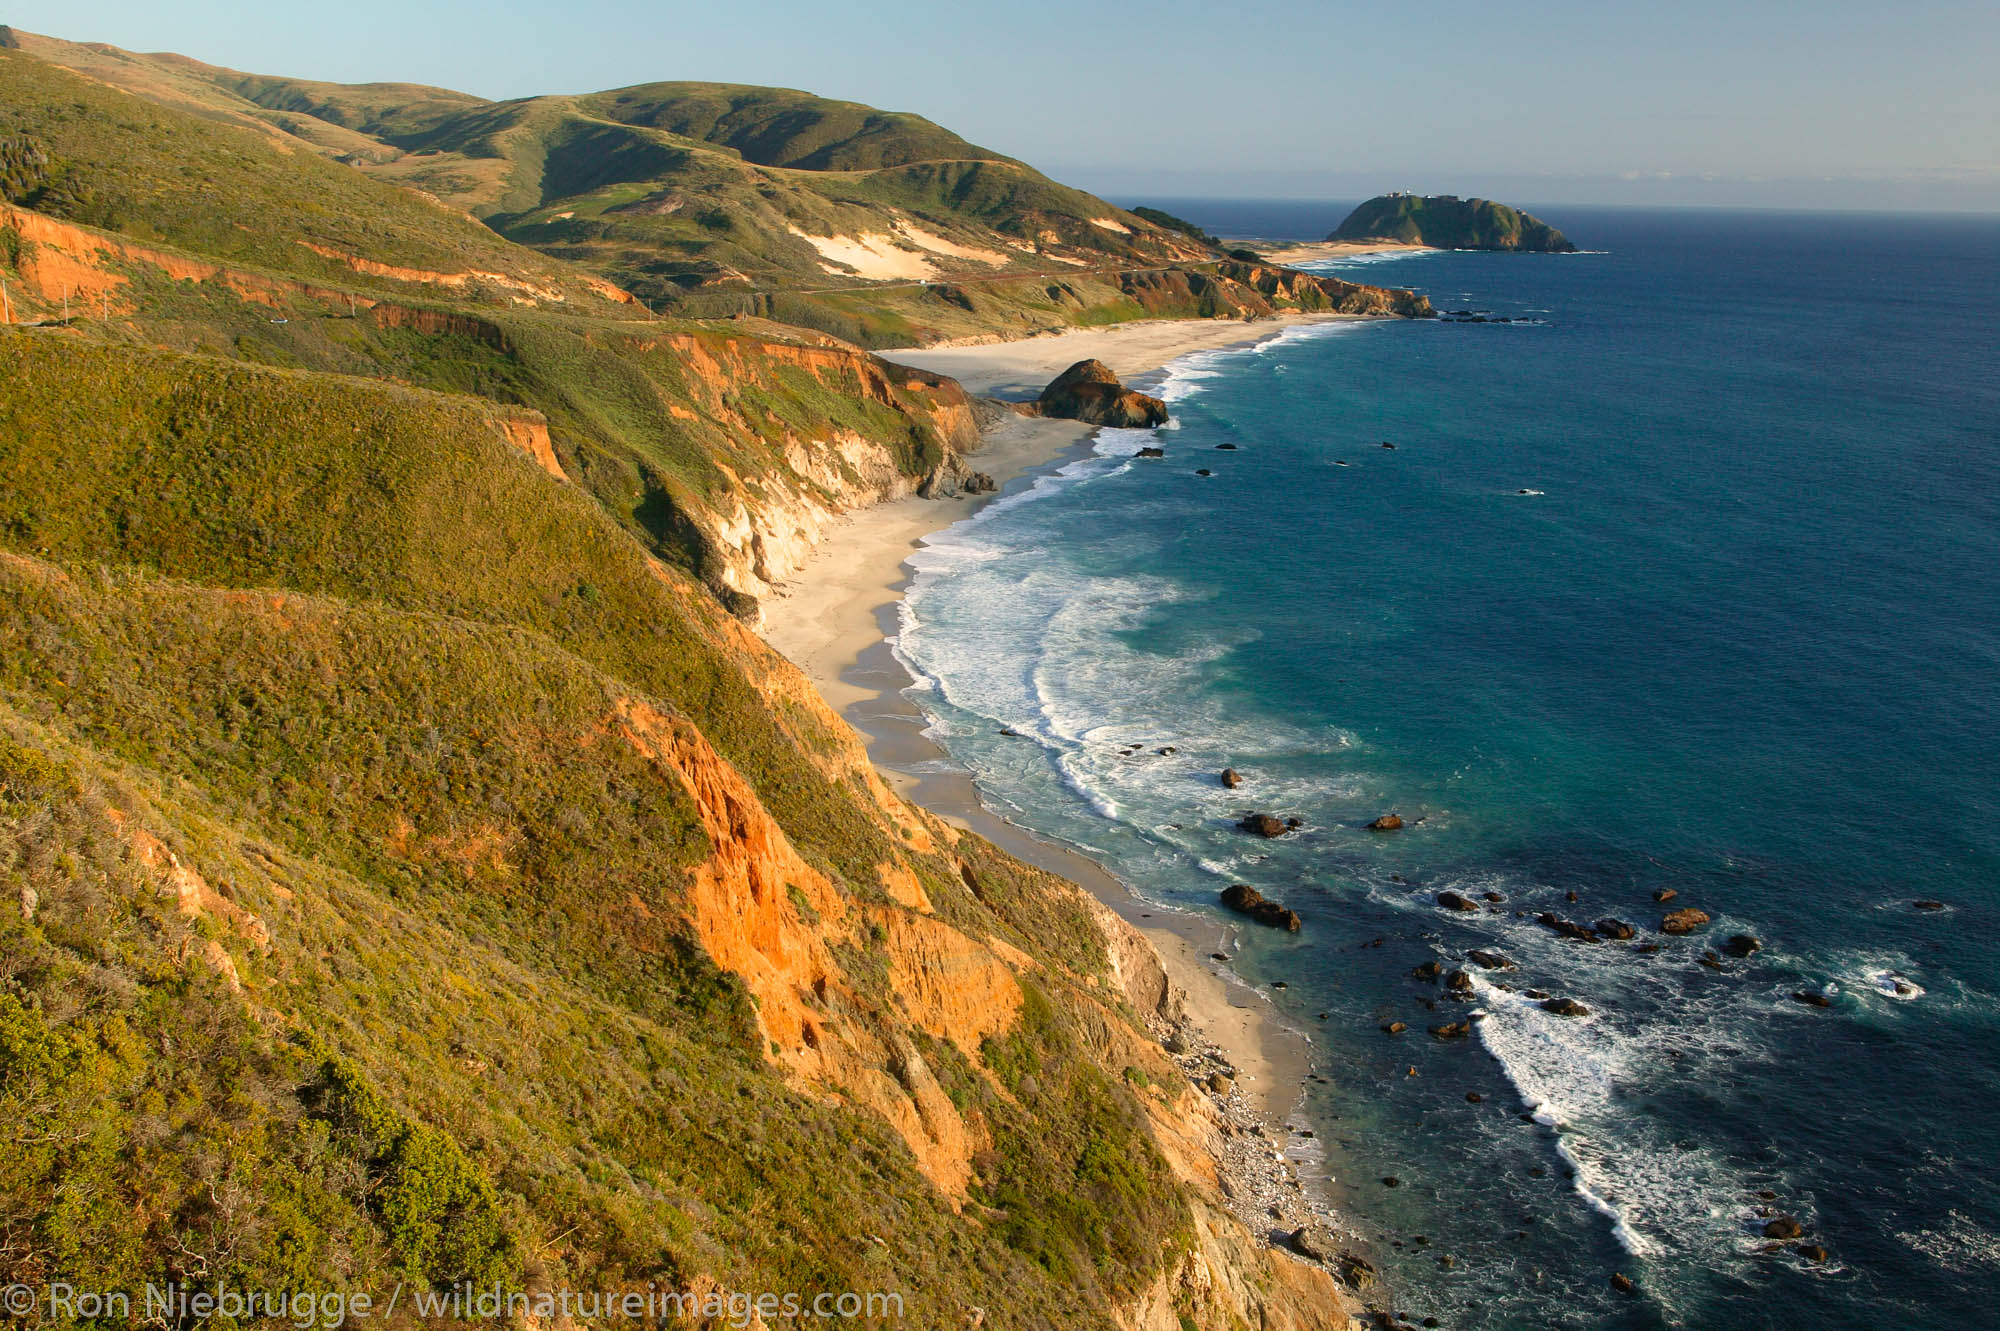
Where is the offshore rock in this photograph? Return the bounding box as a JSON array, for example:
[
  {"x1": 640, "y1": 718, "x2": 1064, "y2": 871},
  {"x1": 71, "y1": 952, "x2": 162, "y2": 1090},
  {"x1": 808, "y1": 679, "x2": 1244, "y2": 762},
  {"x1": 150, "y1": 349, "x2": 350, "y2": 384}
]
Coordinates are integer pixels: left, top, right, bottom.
[
  {"x1": 1661, "y1": 908, "x2": 1712, "y2": 935},
  {"x1": 1219, "y1": 883, "x2": 1302, "y2": 932}
]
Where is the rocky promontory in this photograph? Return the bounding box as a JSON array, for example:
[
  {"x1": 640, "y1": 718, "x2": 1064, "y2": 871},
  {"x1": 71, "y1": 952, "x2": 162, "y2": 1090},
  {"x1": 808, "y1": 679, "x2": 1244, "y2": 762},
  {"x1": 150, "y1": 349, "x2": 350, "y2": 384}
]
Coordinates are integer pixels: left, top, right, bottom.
[
  {"x1": 1330, "y1": 193, "x2": 1577, "y2": 253},
  {"x1": 1019, "y1": 359, "x2": 1169, "y2": 428}
]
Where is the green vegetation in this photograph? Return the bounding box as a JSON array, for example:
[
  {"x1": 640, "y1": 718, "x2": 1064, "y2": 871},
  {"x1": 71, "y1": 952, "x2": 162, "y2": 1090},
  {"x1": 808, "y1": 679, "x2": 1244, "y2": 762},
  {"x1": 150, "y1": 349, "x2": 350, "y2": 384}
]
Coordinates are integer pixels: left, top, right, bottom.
[
  {"x1": 1130, "y1": 206, "x2": 1217, "y2": 246},
  {"x1": 0, "y1": 36, "x2": 1397, "y2": 1322},
  {"x1": 0, "y1": 50, "x2": 603, "y2": 297},
  {"x1": 0, "y1": 329, "x2": 1187, "y2": 1325},
  {"x1": 7, "y1": 32, "x2": 1220, "y2": 321},
  {"x1": 1329, "y1": 193, "x2": 1577, "y2": 252}
]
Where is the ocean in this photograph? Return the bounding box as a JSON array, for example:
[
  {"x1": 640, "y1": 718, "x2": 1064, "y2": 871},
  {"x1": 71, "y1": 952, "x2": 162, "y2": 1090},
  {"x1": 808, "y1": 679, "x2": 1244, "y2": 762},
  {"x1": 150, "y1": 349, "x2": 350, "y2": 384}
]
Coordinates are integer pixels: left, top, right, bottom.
[{"x1": 888, "y1": 204, "x2": 2000, "y2": 1329}]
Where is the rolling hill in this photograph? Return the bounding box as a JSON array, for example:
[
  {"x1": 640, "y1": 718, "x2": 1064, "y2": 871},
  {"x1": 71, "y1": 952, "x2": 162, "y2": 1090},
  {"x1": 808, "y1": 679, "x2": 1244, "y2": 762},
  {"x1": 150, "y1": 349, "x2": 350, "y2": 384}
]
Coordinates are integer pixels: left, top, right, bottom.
[{"x1": 8, "y1": 27, "x2": 1429, "y2": 344}]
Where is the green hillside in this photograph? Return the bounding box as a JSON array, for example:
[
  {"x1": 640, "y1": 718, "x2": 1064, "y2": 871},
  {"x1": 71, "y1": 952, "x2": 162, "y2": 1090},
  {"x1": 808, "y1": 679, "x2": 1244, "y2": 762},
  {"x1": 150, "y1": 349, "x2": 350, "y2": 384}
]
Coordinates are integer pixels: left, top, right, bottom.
[
  {"x1": 1330, "y1": 193, "x2": 1577, "y2": 252},
  {"x1": 576, "y1": 82, "x2": 1013, "y2": 170},
  {"x1": 0, "y1": 332, "x2": 1206, "y2": 1324},
  {"x1": 0, "y1": 27, "x2": 1385, "y2": 1326},
  {"x1": 10, "y1": 32, "x2": 1220, "y2": 310},
  {"x1": 0, "y1": 49, "x2": 609, "y2": 300},
  {"x1": 8, "y1": 29, "x2": 1435, "y2": 348}
]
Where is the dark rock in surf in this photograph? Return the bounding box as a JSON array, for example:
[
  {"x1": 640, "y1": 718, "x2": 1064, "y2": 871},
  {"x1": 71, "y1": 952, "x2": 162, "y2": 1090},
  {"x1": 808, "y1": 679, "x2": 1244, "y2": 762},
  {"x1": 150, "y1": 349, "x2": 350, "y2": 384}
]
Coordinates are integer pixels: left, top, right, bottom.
[
  {"x1": 1437, "y1": 891, "x2": 1480, "y2": 912},
  {"x1": 1219, "y1": 882, "x2": 1301, "y2": 932},
  {"x1": 1722, "y1": 934, "x2": 1762, "y2": 958},
  {"x1": 1540, "y1": 997, "x2": 1591, "y2": 1017},
  {"x1": 1368, "y1": 814, "x2": 1405, "y2": 831},
  {"x1": 1535, "y1": 912, "x2": 1602, "y2": 943},
  {"x1": 1594, "y1": 918, "x2": 1636, "y2": 941},
  {"x1": 1763, "y1": 1216, "x2": 1804, "y2": 1240},
  {"x1": 1238, "y1": 812, "x2": 1290, "y2": 838},
  {"x1": 1467, "y1": 949, "x2": 1513, "y2": 970},
  {"x1": 1220, "y1": 768, "x2": 1244, "y2": 788},
  {"x1": 1793, "y1": 990, "x2": 1832, "y2": 1008}
]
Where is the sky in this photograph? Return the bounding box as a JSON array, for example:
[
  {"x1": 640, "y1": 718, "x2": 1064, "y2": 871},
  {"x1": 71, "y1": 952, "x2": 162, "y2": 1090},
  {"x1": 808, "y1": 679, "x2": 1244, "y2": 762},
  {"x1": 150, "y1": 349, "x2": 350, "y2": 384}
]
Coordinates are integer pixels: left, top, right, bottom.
[{"x1": 9, "y1": 0, "x2": 1998, "y2": 211}]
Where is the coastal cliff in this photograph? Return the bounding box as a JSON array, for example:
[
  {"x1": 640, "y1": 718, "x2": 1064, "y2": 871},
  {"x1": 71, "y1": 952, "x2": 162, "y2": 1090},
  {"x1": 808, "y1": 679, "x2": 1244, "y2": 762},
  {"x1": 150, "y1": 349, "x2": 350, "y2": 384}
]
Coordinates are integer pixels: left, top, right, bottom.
[{"x1": 1332, "y1": 193, "x2": 1577, "y2": 252}]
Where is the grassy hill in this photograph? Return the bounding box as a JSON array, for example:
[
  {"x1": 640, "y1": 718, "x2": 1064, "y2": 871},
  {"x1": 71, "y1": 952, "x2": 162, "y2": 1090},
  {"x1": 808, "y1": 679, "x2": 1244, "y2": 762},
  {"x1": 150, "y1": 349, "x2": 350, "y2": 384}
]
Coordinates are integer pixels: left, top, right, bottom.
[
  {"x1": 0, "y1": 48, "x2": 615, "y2": 302},
  {"x1": 4, "y1": 32, "x2": 1238, "y2": 317},
  {"x1": 10, "y1": 29, "x2": 1437, "y2": 346},
  {"x1": 0, "y1": 330, "x2": 1349, "y2": 1326}
]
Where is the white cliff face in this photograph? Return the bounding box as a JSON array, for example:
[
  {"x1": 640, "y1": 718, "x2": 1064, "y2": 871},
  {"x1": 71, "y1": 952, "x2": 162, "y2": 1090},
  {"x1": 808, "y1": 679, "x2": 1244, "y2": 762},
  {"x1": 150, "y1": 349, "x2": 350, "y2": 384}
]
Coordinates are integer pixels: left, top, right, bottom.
[
  {"x1": 696, "y1": 429, "x2": 925, "y2": 604},
  {"x1": 638, "y1": 332, "x2": 980, "y2": 608}
]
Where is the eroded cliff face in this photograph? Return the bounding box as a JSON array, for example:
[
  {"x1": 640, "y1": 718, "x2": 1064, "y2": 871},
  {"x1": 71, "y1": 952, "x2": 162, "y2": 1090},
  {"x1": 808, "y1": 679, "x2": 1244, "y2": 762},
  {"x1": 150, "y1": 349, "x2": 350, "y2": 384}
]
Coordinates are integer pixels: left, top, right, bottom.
[
  {"x1": 611, "y1": 693, "x2": 1021, "y2": 1200},
  {"x1": 644, "y1": 583, "x2": 1364, "y2": 1328},
  {"x1": 615, "y1": 326, "x2": 984, "y2": 608}
]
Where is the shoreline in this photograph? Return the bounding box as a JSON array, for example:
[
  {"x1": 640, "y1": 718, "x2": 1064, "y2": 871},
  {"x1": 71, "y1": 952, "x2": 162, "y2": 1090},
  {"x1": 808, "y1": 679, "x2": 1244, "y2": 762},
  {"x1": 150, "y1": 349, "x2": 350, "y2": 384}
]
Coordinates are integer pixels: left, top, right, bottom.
[
  {"x1": 761, "y1": 314, "x2": 1356, "y2": 1251},
  {"x1": 876, "y1": 309, "x2": 1357, "y2": 399},
  {"x1": 1254, "y1": 239, "x2": 1431, "y2": 266}
]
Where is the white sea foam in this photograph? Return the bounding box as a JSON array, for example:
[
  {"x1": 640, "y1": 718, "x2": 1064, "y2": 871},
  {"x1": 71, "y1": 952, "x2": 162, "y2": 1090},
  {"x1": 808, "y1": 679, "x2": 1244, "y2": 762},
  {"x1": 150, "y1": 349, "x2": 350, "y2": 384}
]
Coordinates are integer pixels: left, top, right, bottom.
[
  {"x1": 1419, "y1": 891, "x2": 1799, "y2": 1284},
  {"x1": 1896, "y1": 1210, "x2": 2000, "y2": 1274},
  {"x1": 1867, "y1": 969, "x2": 1925, "y2": 1000}
]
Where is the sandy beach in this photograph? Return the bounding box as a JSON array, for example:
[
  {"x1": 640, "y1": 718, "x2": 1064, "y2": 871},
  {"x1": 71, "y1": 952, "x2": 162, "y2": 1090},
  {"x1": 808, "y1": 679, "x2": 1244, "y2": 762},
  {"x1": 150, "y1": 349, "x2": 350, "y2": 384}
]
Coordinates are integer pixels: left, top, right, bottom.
[
  {"x1": 1255, "y1": 239, "x2": 1431, "y2": 267},
  {"x1": 761, "y1": 313, "x2": 1329, "y2": 1133},
  {"x1": 876, "y1": 309, "x2": 1353, "y2": 400}
]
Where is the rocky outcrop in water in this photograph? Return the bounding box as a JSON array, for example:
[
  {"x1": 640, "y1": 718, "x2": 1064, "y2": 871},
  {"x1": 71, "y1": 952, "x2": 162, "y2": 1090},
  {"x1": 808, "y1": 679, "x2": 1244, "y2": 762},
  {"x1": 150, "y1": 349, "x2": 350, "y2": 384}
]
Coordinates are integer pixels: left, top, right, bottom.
[
  {"x1": 1237, "y1": 812, "x2": 1293, "y2": 838},
  {"x1": 1661, "y1": 907, "x2": 1712, "y2": 935},
  {"x1": 1219, "y1": 883, "x2": 1302, "y2": 931}
]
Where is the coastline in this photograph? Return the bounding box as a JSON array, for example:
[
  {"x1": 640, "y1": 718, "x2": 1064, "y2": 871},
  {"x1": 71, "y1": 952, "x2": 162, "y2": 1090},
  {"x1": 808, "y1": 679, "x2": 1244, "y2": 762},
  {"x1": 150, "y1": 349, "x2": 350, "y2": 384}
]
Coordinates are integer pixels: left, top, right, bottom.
[
  {"x1": 762, "y1": 314, "x2": 1356, "y2": 1255},
  {"x1": 876, "y1": 309, "x2": 1357, "y2": 398}
]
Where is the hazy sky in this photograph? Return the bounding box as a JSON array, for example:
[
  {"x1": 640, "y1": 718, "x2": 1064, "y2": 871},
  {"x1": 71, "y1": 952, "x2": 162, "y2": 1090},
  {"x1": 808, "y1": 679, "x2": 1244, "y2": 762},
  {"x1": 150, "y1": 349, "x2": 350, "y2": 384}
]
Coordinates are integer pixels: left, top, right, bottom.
[{"x1": 11, "y1": 0, "x2": 1998, "y2": 210}]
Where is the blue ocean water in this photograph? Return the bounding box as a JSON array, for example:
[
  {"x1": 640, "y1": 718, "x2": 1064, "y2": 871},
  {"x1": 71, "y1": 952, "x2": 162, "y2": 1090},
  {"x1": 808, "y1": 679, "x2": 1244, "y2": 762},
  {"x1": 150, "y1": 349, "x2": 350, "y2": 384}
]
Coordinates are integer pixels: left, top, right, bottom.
[{"x1": 890, "y1": 206, "x2": 2000, "y2": 1328}]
